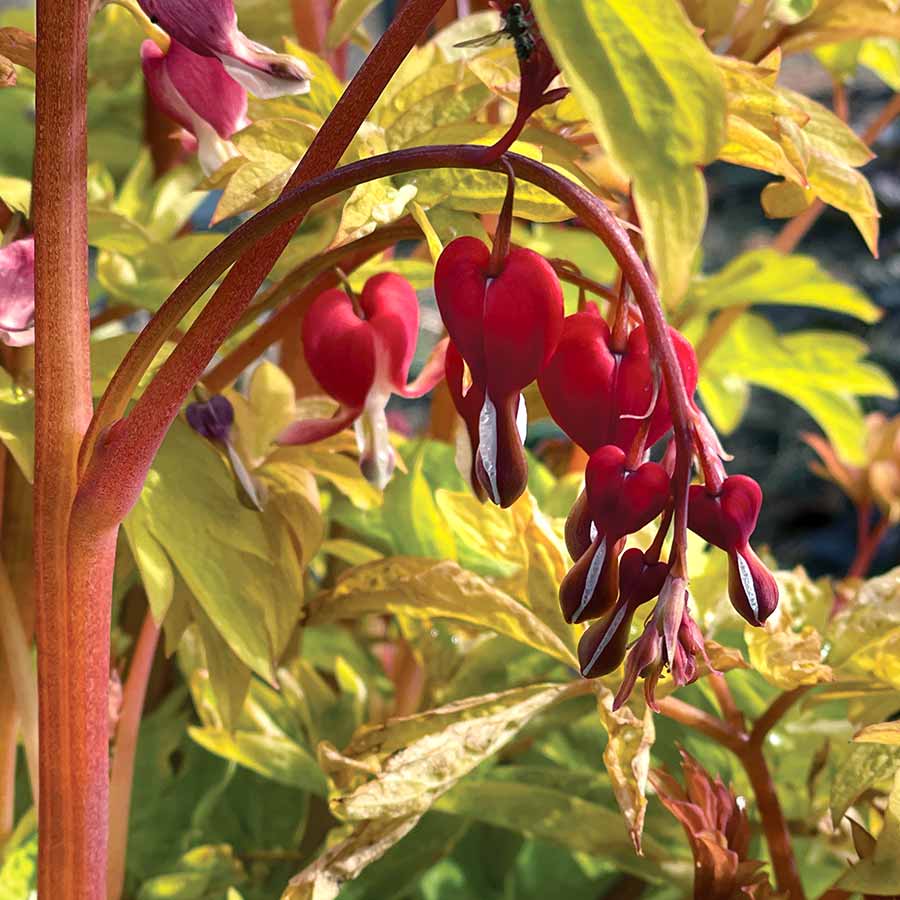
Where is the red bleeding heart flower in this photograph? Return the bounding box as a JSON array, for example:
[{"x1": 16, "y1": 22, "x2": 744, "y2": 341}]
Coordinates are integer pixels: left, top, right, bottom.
[
  {"x1": 559, "y1": 532, "x2": 621, "y2": 624},
  {"x1": 279, "y1": 273, "x2": 446, "y2": 488},
  {"x1": 688, "y1": 475, "x2": 779, "y2": 626},
  {"x1": 434, "y1": 236, "x2": 563, "y2": 507},
  {"x1": 141, "y1": 39, "x2": 249, "y2": 175},
  {"x1": 585, "y1": 445, "x2": 670, "y2": 540},
  {"x1": 559, "y1": 446, "x2": 669, "y2": 624},
  {"x1": 539, "y1": 311, "x2": 698, "y2": 456},
  {"x1": 578, "y1": 548, "x2": 669, "y2": 677}
]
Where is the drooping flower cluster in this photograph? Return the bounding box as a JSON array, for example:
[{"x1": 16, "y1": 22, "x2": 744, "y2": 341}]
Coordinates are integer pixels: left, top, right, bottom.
[{"x1": 127, "y1": 0, "x2": 311, "y2": 174}]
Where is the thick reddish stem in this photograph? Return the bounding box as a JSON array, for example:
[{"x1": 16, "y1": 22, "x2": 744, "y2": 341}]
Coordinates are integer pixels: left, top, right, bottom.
[
  {"x1": 741, "y1": 744, "x2": 806, "y2": 899},
  {"x1": 107, "y1": 610, "x2": 161, "y2": 900},
  {"x1": 33, "y1": 0, "x2": 100, "y2": 895}
]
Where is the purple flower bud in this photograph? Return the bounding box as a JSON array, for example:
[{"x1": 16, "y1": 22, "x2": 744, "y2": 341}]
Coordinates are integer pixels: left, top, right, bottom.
[
  {"x1": 0, "y1": 236, "x2": 35, "y2": 347},
  {"x1": 186, "y1": 394, "x2": 234, "y2": 443}
]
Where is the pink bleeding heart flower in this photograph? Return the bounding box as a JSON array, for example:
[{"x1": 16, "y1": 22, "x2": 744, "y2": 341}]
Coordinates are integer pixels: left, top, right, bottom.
[
  {"x1": 688, "y1": 475, "x2": 779, "y2": 626},
  {"x1": 279, "y1": 273, "x2": 446, "y2": 489},
  {"x1": 539, "y1": 312, "x2": 698, "y2": 455},
  {"x1": 138, "y1": 0, "x2": 311, "y2": 99},
  {"x1": 141, "y1": 39, "x2": 250, "y2": 176},
  {"x1": 434, "y1": 236, "x2": 564, "y2": 507},
  {"x1": 0, "y1": 236, "x2": 35, "y2": 347},
  {"x1": 578, "y1": 548, "x2": 669, "y2": 678}
]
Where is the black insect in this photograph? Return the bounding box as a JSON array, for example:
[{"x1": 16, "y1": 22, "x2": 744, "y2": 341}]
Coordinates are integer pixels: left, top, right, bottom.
[{"x1": 454, "y1": 3, "x2": 536, "y2": 61}]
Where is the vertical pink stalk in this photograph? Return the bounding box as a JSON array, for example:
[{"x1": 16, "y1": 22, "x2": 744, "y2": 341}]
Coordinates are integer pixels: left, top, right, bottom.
[
  {"x1": 33, "y1": 0, "x2": 103, "y2": 896},
  {"x1": 107, "y1": 611, "x2": 161, "y2": 900}
]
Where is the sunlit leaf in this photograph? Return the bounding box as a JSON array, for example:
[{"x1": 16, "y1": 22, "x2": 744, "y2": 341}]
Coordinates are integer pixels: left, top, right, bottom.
[
  {"x1": 189, "y1": 728, "x2": 327, "y2": 796},
  {"x1": 308, "y1": 557, "x2": 578, "y2": 668},
  {"x1": 837, "y1": 769, "x2": 900, "y2": 894},
  {"x1": 745, "y1": 603, "x2": 834, "y2": 690},
  {"x1": 831, "y1": 743, "x2": 900, "y2": 823},
  {"x1": 780, "y1": 0, "x2": 900, "y2": 56},
  {"x1": 532, "y1": 0, "x2": 726, "y2": 302},
  {"x1": 597, "y1": 688, "x2": 655, "y2": 853},
  {"x1": 700, "y1": 313, "x2": 896, "y2": 464},
  {"x1": 282, "y1": 817, "x2": 423, "y2": 900},
  {"x1": 685, "y1": 248, "x2": 881, "y2": 322},
  {"x1": 323, "y1": 682, "x2": 584, "y2": 821},
  {"x1": 124, "y1": 420, "x2": 306, "y2": 681},
  {"x1": 326, "y1": 0, "x2": 380, "y2": 49}
]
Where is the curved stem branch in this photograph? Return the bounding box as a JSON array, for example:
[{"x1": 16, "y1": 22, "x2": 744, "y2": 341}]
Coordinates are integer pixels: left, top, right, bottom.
[{"x1": 81, "y1": 147, "x2": 694, "y2": 551}]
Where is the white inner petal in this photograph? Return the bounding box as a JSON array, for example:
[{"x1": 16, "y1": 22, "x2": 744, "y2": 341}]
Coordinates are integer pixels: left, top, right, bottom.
[
  {"x1": 584, "y1": 601, "x2": 628, "y2": 674},
  {"x1": 478, "y1": 395, "x2": 501, "y2": 505},
  {"x1": 589, "y1": 521, "x2": 599, "y2": 542},
  {"x1": 574, "y1": 537, "x2": 607, "y2": 622},
  {"x1": 736, "y1": 551, "x2": 759, "y2": 619},
  {"x1": 219, "y1": 53, "x2": 311, "y2": 99},
  {"x1": 516, "y1": 393, "x2": 528, "y2": 445}
]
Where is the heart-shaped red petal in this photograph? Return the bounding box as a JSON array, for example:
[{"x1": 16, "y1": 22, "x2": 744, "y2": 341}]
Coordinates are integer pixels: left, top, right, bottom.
[
  {"x1": 688, "y1": 475, "x2": 763, "y2": 551},
  {"x1": 361, "y1": 272, "x2": 419, "y2": 392},
  {"x1": 586, "y1": 445, "x2": 671, "y2": 538},
  {"x1": 538, "y1": 310, "x2": 615, "y2": 454},
  {"x1": 302, "y1": 288, "x2": 375, "y2": 409}
]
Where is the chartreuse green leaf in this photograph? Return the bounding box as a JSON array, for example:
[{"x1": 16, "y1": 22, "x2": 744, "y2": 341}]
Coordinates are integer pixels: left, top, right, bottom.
[
  {"x1": 685, "y1": 248, "x2": 881, "y2": 321},
  {"x1": 308, "y1": 557, "x2": 577, "y2": 668},
  {"x1": 680, "y1": 0, "x2": 740, "y2": 40},
  {"x1": 838, "y1": 769, "x2": 900, "y2": 894},
  {"x1": 188, "y1": 728, "x2": 327, "y2": 796},
  {"x1": 0, "y1": 812, "x2": 37, "y2": 900},
  {"x1": 136, "y1": 845, "x2": 246, "y2": 900},
  {"x1": 0, "y1": 175, "x2": 30, "y2": 215},
  {"x1": 780, "y1": 0, "x2": 900, "y2": 56},
  {"x1": 398, "y1": 132, "x2": 575, "y2": 223},
  {"x1": 596, "y1": 689, "x2": 655, "y2": 853},
  {"x1": 831, "y1": 743, "x2": 900, "y2": 824},
  {"x1": 322, "y1": 682, "x2": 585, "y2": 822},
  {"x1": 700, "y1": 313, "x2": 896, "y2": 465},
  {"x1": 326, "y1": 0, "x2": 380, "y2": 49},
  {"x1": 282, "y1": 816, "x2": 424, "y2": 900},
  {"x1": 828, "y1": 566, "x2": 900, "y2": 688},
  {"x1": 124, "y1": 418, "x2": 307, "y2": 681},
  {"x1": 859, "y1": 37, "x2": 900, "y2": 89},
  {"x1": 531, "y1": 0, "x2": 726, "y2": 303}
]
